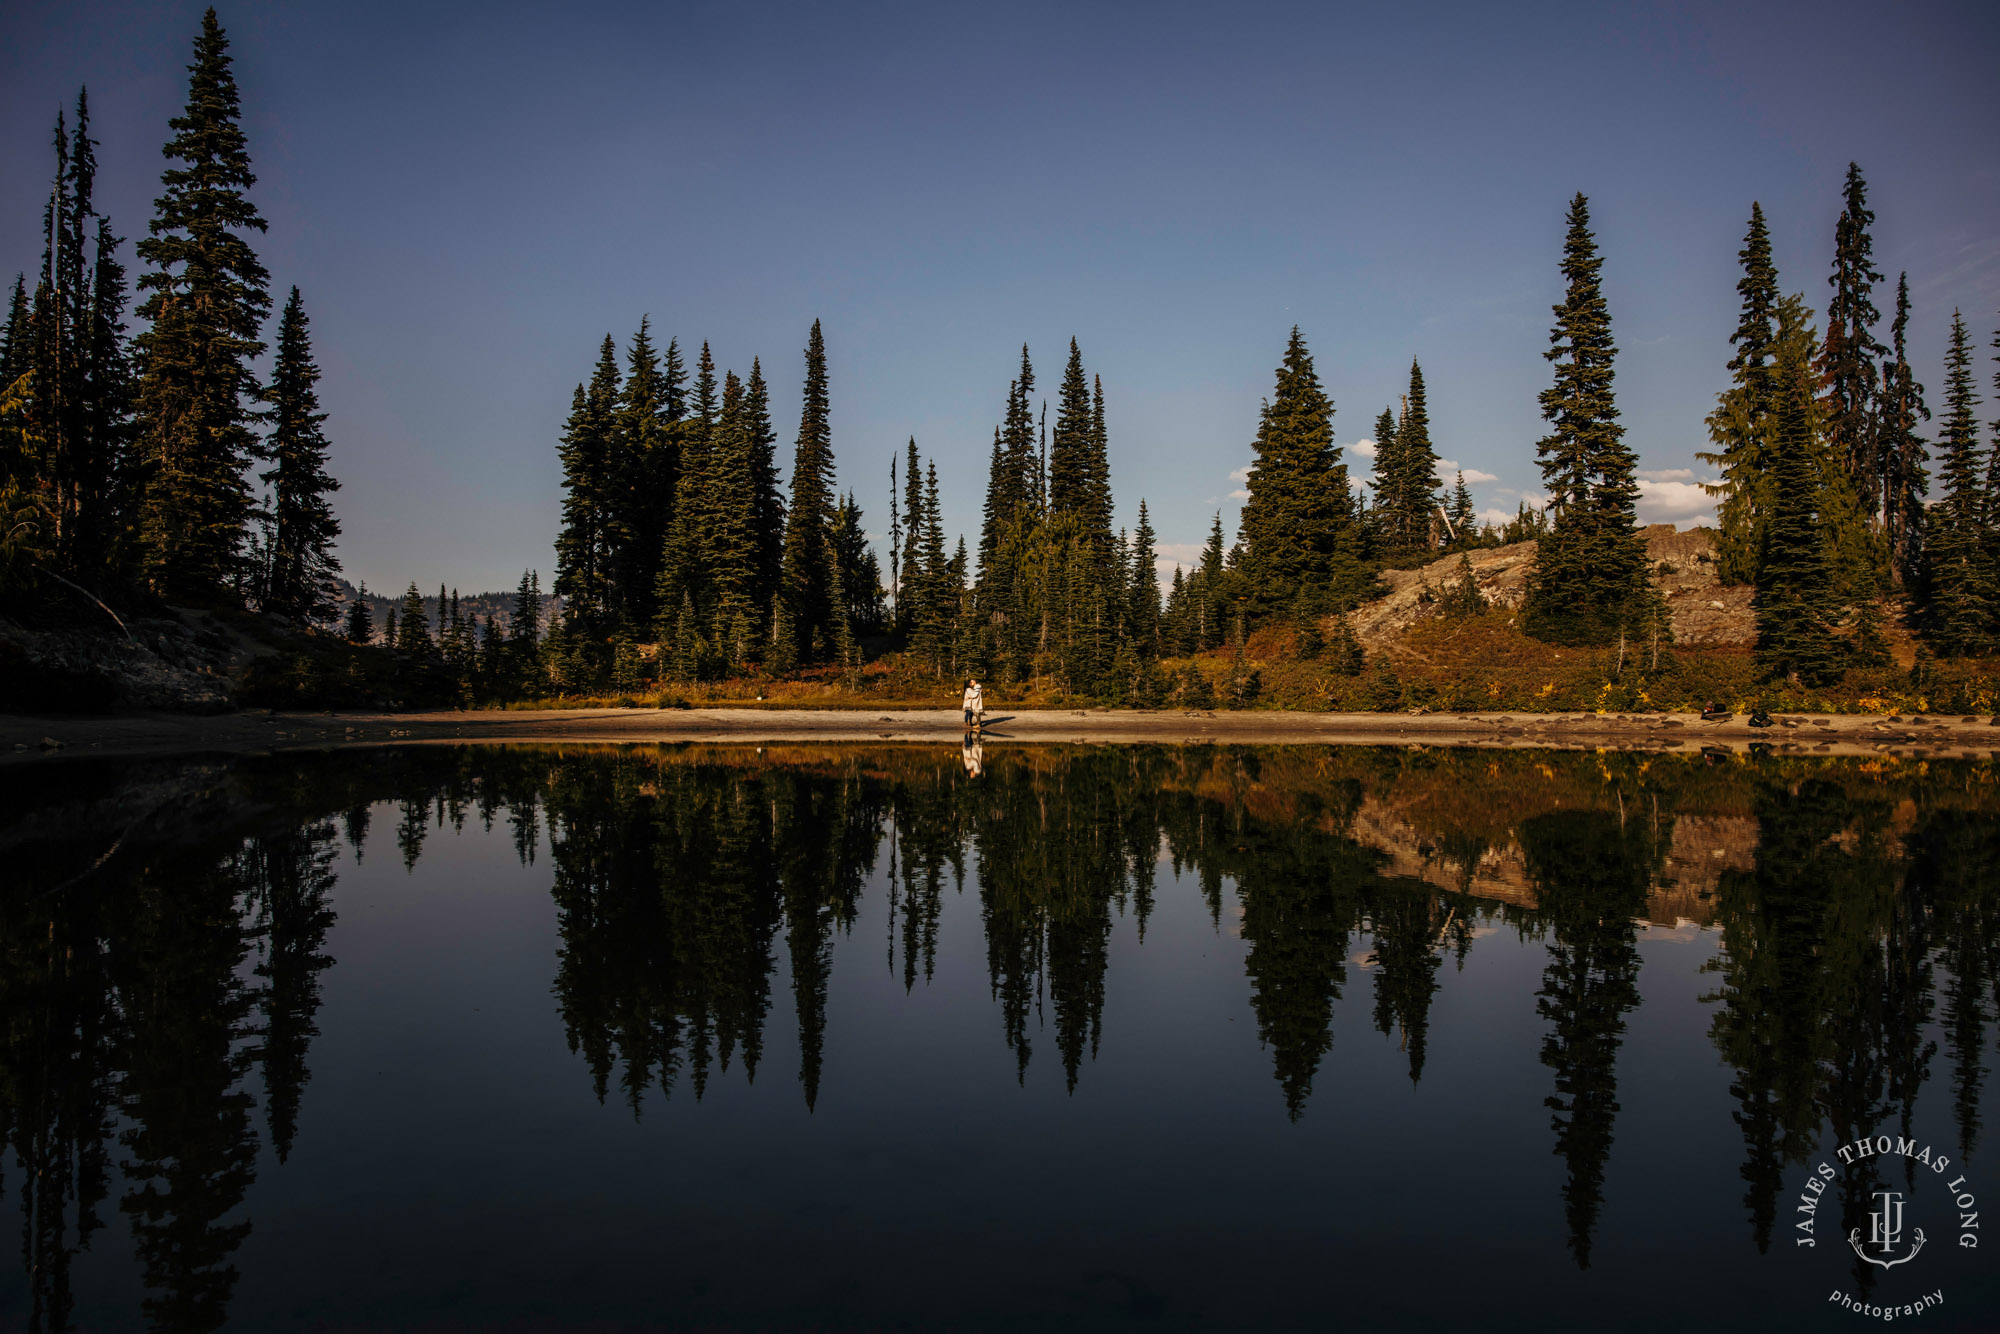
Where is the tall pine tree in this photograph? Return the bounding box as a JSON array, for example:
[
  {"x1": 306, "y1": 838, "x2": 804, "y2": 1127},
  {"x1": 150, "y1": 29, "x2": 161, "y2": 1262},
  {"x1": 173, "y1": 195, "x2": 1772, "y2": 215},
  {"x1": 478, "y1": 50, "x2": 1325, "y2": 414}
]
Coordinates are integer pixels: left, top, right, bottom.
[
  {"x1": 1368, "y1": 405, "x2": 1399, "y2": 554},
  {"x1": 1925, "y1": 311, "x2": 1992, "y2": 654},
  {"x1": 343, "y1": 582, "x2": 372, "y2": 643},
  {"x1": 899, "y1": 435, "x2": 925, "y2": 631},
  {"x1": 1381, "y1": 360, "x2": 1441, "y2": 558},
  {"x1": 0, "y1": 276, "x2": 27, "y2": 389},
  {"x1": 1129, "y1": 499, "x2": 1161, "y2": 653},
  {"x1": 607, "y1": 318, "x2": 680, "y2": 631},
  {"x1": 745, "y1": 355, "x2": 785, "y2": 613},
  {"x1": 553, "y1": 335, "x2": 620, "y2": 629},
  {"x1": 1755, "y1": 316, "x2": 1840, "y2": 685},
  {"x1": 26, "y1": 91, "x2": 130, "y2": 579},
  {"x1": 1819, "y1": 164, "x2": 1888, "y2": 554},
  {"x1": 1700, "y1": 203, "x2": 1781, "y2": 586},
  {"x1": 656, "y1": 340, "x2": 718, "y2": 636},
  {"x1": 776, "y1": 320, "x2": 838, "y2": 663},
  {"x1": 1088, "y1": 374, "x2": 1113, "y2": 557},
  {"x1": 1048, "y1": 338, "x2": 1094, "y2": 527},
  {"x1": 132, "y1": 10, "x2": 271, "y2": 603},
  {"x1": 260, "y1": 287, "x2": 340, "y2": 623},
  {"x1": 1521, "y1": 194, "x2": 1648, "y2": 647},
  {"x1": 1238, "y1": 327, "x2": 1360, "y2": 611},
  {"x1": 1878, "y1": 274, "x2": 1930, "y2": 587}
]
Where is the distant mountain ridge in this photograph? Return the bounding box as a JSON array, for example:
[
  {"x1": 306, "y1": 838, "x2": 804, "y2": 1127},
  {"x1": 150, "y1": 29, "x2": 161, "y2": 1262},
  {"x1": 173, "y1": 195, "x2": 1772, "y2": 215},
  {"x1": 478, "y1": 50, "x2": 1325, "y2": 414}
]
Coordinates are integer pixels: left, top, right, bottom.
[{"x1": 326, "y1": 579, "x2": 564, "y2": 637}]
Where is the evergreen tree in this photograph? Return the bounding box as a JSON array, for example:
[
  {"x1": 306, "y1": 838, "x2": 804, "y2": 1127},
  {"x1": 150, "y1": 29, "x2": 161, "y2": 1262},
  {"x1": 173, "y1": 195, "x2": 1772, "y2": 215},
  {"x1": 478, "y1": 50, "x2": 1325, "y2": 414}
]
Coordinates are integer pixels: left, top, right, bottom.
[
  {"x1": 920, "y1": 463, "x2": 947, "y2": 608},
  {"x1": 706, "y1": 369, "x2": 761, "y2": 650},
  {"x1": 1819, "y1": 164, "x2": 1888, "y2": 534},
  {"x1": 669, "y1": 591, "x2": 699, "y2": 681},
  {"x1": 1088, "y1": 374, "x2": 1114, "y2": 558},
  {"x1": 29, "y1": 107, "x2": 82, "y2": 570},
  {"x1": 554, "y1": 336, "x2": 620, "y2": 627},
  {"x1": 343, "y1": 582, "x2": 372, "y2": 643},
  {"x1": 1925, "y1": 312, "x2": 1992, "y2": 654},
  {"x1": 395, "y1": 582, "x2": 430, "y2": 655},
  {"x1": 1449, "y1": 471, "x2": 1476, "y2": 543},
  {"x1": 1238, "y1": 327, "x2": 1360, "y2": 611},
  {"x1": 0, "y1": 275, "x2": 27, "y2": 389},
  {"x1": 899, "y1": 436, "x2": 924, "y2": 630},
  {"x1": 1164, "y1": 565, "x2": 1188, "y2": 651},
  {"x1": 1368, "y1": 406, "x2": 1399, "y2": 552},
  {"x1": 84, "y1": 213, "x2": 136, "y2": 568},
  {"x1": 260, "y1": 287, "x2": 341, "y2": 623},
  {"x1": 1129, "y1": 499, "x2": 1161, "y2": 653},
  {"x1": 888, "y1": 448, "x2": 902, "y2": 620},
  {"x1": 1755, "y1": 320, "x2": 1841, "y2": 685},
  {"x1": 1381, "y1": 360, "x2": 1442, "y2": 557},
  {"x1": 1439, "y1": 552, "x2": 1488, "y2": 619},
  {"x1": 971, "y1": 345, "x2": 1049, "y2": 683},
  {"x1": 1991, "y1": 318, "x2": 2000, "y2": 622},
  {"x1": 1329, "y1": 610, "x2": 1365, "y2": 675},
  {"x1": 777, "y1": 320, "x2": 839, "y2": 662},
  {"x1": 478, "y1": 613, "x2": 504, "y2": 692},
  {"x1": 1048, "y1": 338, "x2": 1094, "y2": 527},
  {"x1": 1878, "y1": 275, "x2": 1930, "y2": 587},
  {"x1": 832, "y1": 491, "x2": 883, "y2": 640},
  {"x1": 1521, "y1": 195, "x2": 1648, "y2": 648},
  {"x1": 745, "y1": 355, "x2": 785, "y2": 611},
  {"x1": 999, "y1": 345, "x2": 1037, "y2": 520},
  {"x1": 978, "y1": 429, "x2": 1006, "y2": 571},
  {"x1": 25, "y1": 90, "x2": 131, "y2": 580},
  {"x1": 607, "y1": 318, "x2": 680, "y2": 631},
  {"x1": 656, "y1": 341, "x2": 717, "y2": 635},
  {"x1": 1700, "y1": 203, "x2": 1782, "y2": 585},
  {"x1": 510, "y1": 569, "x2": 542, "y2": 693},
  {"x1": 1198, "y1": 512, "x2": 1228, "y2": 649},
  {"x1": 132, "y1": 10, "x2": 272, "y2": 603}
]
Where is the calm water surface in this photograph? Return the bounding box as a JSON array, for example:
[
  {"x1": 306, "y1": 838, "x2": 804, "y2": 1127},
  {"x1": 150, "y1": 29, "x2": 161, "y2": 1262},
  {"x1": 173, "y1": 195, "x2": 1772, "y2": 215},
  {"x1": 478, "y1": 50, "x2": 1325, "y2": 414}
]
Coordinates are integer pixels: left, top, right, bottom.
[{"x1": 2, "y1": 743, "x2": 1996, "y2": 1333}]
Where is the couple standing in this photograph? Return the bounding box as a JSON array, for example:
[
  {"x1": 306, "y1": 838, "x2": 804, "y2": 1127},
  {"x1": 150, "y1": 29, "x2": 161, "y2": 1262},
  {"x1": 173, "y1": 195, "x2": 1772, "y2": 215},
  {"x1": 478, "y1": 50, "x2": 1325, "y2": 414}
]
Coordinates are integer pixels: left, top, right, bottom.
[{"x1": 961, "y1": 678, "x2": 984, "y2": 730}]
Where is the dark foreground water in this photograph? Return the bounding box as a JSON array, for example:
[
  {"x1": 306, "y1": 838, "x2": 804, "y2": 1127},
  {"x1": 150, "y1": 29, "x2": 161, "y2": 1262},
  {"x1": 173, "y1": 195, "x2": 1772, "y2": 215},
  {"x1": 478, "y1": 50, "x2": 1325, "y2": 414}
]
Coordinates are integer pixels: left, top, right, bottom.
[{"x1": 2, "y1": 743, "x2": 1997, "y2": 1333}]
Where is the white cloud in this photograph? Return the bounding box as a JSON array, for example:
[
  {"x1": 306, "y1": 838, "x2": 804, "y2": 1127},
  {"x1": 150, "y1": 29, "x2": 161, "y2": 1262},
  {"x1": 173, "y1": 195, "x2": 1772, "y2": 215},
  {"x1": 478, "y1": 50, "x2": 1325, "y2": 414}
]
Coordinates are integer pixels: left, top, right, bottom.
[
  {"x1": 1150, "y1": 541, "x2": 1206, "y2": 590},
  {"x1": 1636, "y1": 477, "x2": 1719, "y2": 528},
  {"x1": 1436, "y1": 458, "x2": 1499, "y2": 486},
  {"x1": 1349, "y1": 438, "x2": 1379, "y2": 459},
  {"x1": 1478, "y1": 507, "x2": 1517, "y2": 527},
  {"x1": 1229, "y1": 488, "x2": 1250, "y2": 500},
  {"x1": 1636, "y1": 467, "x2": 1696, "y2": 483},
  {"x1": 1228, "y1": 465, "x2": 1250, "y2": 482}
]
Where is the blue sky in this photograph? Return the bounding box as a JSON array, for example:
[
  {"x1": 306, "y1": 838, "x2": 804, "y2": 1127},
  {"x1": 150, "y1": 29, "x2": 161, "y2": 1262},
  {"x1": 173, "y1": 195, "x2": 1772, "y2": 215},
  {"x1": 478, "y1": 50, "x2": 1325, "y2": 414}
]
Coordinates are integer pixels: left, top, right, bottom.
[{"x1": 5, "y1": 0, "x2": 1997, "y2": 593}]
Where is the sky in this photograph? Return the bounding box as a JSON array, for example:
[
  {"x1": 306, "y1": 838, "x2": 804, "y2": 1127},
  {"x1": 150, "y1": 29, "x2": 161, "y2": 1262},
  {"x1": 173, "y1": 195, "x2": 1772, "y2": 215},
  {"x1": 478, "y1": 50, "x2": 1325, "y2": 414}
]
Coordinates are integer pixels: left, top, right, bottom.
[{"x1": 5, "y1": 0, "x2": 1998, "y2": 595}]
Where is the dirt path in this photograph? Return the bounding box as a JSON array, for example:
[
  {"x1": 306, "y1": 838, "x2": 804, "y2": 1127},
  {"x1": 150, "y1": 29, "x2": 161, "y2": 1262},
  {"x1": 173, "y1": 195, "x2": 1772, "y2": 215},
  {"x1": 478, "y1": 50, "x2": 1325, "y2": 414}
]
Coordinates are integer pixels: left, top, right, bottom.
[{"x1": 5, "y1": 705, "x2": 1999, "y2": 765}]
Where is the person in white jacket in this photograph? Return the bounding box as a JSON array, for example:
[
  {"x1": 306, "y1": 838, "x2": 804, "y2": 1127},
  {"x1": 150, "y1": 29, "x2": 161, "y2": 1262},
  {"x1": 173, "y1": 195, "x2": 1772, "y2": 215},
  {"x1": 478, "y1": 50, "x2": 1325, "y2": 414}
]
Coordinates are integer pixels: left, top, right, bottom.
[{"x1": 961, "y1": 678, "x2": 984, "y2": 730}]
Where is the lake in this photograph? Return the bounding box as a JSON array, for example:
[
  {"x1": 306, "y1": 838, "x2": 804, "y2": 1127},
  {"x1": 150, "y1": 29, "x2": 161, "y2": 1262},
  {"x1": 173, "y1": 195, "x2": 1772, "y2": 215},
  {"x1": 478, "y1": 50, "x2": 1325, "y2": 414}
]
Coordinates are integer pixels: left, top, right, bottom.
[{"x1": 3, "y1": 742, "x2": 1995, "y2": 1332}]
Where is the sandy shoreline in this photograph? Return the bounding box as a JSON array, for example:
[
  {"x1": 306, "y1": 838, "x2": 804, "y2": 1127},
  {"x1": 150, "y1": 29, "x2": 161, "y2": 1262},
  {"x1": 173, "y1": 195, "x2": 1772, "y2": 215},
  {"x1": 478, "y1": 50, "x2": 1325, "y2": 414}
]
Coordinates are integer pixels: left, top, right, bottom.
[{"x1": 4, "y1": 705, "x2": 1999, "y2": 765}]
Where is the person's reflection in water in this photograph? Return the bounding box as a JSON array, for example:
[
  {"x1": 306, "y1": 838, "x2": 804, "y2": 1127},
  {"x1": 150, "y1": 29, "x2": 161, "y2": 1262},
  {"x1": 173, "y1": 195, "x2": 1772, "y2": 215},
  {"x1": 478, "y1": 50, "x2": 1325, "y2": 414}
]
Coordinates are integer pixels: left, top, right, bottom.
[{"x1": 961, "y1": 734, "x2": 984, "y2": 778}]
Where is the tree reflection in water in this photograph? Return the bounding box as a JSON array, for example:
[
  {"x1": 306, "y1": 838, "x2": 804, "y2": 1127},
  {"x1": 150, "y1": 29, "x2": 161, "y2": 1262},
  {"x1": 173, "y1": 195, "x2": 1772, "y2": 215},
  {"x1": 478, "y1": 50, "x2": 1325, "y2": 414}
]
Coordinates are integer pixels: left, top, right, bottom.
[{"x1": 1, "y1": 743, "x2": 1996, "y2": 1328}]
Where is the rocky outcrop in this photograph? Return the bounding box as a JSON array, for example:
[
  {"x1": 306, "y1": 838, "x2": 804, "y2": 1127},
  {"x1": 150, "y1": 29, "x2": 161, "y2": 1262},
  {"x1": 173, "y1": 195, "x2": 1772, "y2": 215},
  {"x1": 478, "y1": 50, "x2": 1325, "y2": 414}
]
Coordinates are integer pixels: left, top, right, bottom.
[
  {"x1": 1347, "y1": 793, "x2": 1757, "y2": 926},
  {"x1": 0, "y1": 608, "x2": 276, "y2": 713},
  {"x1": 1351, "y1": 526, "x2": 1760, "y2": 652}
]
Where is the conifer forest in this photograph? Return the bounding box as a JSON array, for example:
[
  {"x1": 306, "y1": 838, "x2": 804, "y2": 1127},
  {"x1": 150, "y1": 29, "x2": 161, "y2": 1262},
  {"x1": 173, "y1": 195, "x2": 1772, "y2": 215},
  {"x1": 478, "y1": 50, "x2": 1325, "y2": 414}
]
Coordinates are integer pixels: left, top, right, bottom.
[{"x1": 4, "y1": 10, "x2": 2000, "y2": 716}]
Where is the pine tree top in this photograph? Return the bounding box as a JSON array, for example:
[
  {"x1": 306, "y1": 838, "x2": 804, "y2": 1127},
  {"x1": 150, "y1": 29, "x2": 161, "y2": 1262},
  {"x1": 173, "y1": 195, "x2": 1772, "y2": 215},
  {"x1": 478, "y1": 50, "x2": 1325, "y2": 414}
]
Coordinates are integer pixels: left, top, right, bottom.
[
  {"x1": 138, "y1": 8, "x2": 269, "y2": 324},
  {"x1": 1536, "y1": 193, "x2": 1623, "y2": 515},
  {"x1": 1935, "y1": 310, "x2": 1983, "y2": 524},
  {"x1": 1727, "y1": 202, "x2": 1779, "y2": 394}
]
